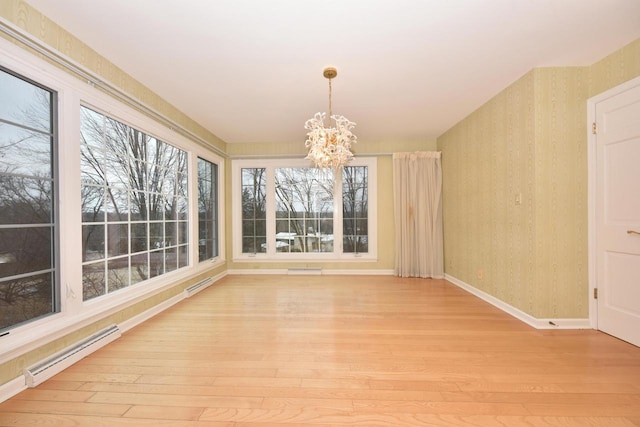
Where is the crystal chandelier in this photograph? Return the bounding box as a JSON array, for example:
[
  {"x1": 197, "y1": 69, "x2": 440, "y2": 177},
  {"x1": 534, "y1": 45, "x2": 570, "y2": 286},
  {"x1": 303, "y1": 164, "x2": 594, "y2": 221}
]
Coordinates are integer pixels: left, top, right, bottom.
[{"x1": 305, "y1": 67, "x2": 357, "y2": 169}]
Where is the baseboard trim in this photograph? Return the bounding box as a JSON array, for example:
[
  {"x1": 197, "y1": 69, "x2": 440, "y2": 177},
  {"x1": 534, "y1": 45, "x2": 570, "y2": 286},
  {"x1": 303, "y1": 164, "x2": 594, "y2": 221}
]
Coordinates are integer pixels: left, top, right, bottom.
[
  {"x1": 227, "y1": 269, "x2": 395, "y2": 276},
  {"x1": 0, "y1": 376, "x2": 25, "y2": 404},
  {"x1": 445, "y1": 274, "x2": 591, "y2": 329}
]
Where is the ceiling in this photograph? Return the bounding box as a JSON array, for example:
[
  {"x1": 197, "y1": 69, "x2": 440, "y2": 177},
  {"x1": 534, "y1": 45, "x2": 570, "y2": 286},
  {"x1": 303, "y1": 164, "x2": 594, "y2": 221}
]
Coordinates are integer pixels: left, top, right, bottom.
[{"x1": 24, "y1": 0, "x2": 640, "y2": 146}]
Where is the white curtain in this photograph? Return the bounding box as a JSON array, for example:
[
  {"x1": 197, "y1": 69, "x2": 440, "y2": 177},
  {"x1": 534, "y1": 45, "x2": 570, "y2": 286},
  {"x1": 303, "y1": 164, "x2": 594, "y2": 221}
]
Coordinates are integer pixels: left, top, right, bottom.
[{"x1": 393, "y1": 151, "x2": 444, "y2": 278}]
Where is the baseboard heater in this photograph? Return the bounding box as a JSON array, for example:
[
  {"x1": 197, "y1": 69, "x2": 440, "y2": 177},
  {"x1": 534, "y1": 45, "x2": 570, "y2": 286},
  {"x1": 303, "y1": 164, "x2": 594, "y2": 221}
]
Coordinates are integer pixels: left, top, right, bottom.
[
  {"x1": 287, "y1": 268, "x2": 322, "y2": 276},
  {"x1": 184, "y1": 277, "x2": 213, "y2": 297},
  {"x1": 23, "y1": 324, "x2": 121, "y2": 387}
]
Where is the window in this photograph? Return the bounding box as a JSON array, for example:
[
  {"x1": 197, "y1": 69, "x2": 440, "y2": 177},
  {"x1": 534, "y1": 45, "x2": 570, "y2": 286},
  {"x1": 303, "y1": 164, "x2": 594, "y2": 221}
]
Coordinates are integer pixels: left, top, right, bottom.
[
  {"x1": 197, "y1": 157, "x2": 218, "y2": 261},
  {"x1": 80, "y1": 106, "x2": 189, "y2": 301},
  {"x1": 241, "y1": 167, "x2": 266, "y2": 253},
  {"x1": 275, "y1": 167, "x2": 334, "y2": 253},
  {"x1": 0, "y1": 68, "x2": 57, "y2": 330},
  {"x1": 342, "y1": 166, "x2": 368, "y2": 253},
  {"x1": 232, "y1": 158, "x2": 376, "y2": 260}
]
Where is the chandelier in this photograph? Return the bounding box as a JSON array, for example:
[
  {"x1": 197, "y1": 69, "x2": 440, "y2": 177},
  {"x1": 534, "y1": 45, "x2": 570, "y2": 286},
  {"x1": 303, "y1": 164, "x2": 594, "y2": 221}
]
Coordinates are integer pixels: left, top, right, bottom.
[{"x1": 305, "y1": 67, "x2": 357, "y2": 169}]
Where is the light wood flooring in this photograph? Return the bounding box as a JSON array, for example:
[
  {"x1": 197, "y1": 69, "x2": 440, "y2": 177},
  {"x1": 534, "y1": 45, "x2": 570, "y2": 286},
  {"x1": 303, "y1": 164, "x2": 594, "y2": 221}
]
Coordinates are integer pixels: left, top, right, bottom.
[{"x1": 1, "y1": 275, "x2": 639, "y2": 426}]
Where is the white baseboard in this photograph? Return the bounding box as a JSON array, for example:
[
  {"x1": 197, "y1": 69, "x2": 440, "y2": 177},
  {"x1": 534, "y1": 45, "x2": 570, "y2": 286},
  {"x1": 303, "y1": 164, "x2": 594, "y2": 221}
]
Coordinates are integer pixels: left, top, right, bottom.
[
  {"x1": 445, "y1": 274, "x2": 591, "y2": 329},
  {"x1": 227, "y1": 269, "x2": 395, "y2": 276},
  {"x1": 0, "y1": 376, "x2": 25, "y2": 404}
]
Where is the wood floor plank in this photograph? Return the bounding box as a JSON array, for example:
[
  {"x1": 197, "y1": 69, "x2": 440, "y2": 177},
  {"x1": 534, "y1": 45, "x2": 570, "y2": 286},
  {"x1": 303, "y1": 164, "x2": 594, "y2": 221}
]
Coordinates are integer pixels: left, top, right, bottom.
[{"x1": 1, "y1": 275, "x2": 639, "y2": 426}]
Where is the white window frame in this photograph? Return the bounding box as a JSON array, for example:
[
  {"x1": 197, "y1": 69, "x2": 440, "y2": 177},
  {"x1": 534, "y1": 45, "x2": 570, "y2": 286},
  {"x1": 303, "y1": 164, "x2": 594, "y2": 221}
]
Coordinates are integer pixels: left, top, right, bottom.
[
  {"x1": 192, "y1": 151, "x2": 225, "y2": 266},
  {"x1": 0, "y1": 36, "x2": 225, "y2": 364},
  {"x1": 231, "y1": 157, "x2": 377, "y2": 262}
]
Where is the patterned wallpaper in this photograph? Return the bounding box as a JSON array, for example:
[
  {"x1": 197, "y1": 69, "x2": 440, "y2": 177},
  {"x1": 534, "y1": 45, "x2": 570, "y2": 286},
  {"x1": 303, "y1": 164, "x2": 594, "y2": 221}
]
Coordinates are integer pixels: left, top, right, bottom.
[{"x1": 439, "y1": 39, "x2": 640, "y2": 319}]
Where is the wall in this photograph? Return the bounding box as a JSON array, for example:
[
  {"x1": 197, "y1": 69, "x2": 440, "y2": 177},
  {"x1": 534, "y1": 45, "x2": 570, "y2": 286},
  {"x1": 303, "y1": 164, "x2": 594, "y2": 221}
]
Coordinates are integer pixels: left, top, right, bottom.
[
  {"x1": 438, "y1": 38, "x2": 640, "y2": 319},
  {"x1": 0, "y1": 1, "x2": 227, "y2": 388},
  {"x1": 225, "y1": 139, "x2": 438, "y2": 272}
]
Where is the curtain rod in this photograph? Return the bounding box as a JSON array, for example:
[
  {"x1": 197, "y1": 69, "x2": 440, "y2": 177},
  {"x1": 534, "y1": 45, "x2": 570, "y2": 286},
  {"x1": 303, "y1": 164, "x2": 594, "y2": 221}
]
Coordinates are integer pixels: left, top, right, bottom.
[{"x1": 0, "y1": 17, "x2": 227, "y2": 159}]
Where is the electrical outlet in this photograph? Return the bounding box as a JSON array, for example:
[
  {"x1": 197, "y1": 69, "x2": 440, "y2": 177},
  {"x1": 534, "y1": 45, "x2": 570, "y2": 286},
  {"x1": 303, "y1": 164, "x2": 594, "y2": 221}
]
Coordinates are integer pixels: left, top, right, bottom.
[{"x1": 477, "y1": 269, "x2": 483, "y2": 280}]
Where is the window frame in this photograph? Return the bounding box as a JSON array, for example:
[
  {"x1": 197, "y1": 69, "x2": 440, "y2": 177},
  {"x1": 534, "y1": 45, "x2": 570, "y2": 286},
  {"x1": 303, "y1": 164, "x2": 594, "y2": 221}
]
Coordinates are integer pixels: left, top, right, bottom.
[
  {"x1": 196, "y1": 156, "x2": 222, "y2": 263},
  {"x1": 79, "y1": 106, "x2": 191, "y2": 301},
  {"x1": 0, "y1": 36, "x2": 225, "y2": 364},
  {"x1": 231, "y1": 157, "x2": 377, "y2": 262},
  {"x1": 0, "y1": 65, "x2": 59, "y2": 332}
]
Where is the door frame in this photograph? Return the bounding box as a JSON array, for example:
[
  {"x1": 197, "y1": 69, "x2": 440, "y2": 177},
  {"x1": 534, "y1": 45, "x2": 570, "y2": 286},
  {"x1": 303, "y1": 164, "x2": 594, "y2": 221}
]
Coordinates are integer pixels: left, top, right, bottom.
[{"x1": 587, "y1": 75, "x2": 640, "y2": 330}]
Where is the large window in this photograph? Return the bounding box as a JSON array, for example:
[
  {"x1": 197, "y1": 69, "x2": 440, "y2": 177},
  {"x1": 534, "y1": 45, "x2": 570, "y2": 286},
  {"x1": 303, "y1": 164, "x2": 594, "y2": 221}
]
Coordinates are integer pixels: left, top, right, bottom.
[
  {"x1": 197, "y1": 157, "x2": 219, "y2": 261},
  {"x1": 241, "y1": 168, "x2": 266, "y2": 253},
  {"x1": 0, "y1": 68, "x2": 57, "y2": 331},
  {"x1": 275, "y1": 168, "x2": 334, "y2": 253},
  {"x1": 80, "y1": 106, "x2": 189, "y2": 301},
  {"x1": 342, "y1": 166, "x2": 368, "y2": 254},
  {"x1": 233, "y1": 158, "x2": 376, "y2": 260}
]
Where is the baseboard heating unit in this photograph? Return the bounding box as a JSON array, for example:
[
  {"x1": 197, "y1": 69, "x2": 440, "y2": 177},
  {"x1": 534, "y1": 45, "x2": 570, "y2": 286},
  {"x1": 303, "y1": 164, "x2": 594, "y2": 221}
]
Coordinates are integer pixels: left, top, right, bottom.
[
  {"x1": 184, "y1": 277, "x2": 214, "y2": 297},
  {"x1": 23, "y1": 324, "x2": 121, "y2": 387}
]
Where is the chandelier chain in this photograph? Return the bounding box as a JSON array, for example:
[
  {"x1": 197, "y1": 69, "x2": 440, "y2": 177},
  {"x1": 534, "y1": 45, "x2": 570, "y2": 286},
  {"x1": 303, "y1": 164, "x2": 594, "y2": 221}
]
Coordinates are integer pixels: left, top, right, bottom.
[{"x1": 328, "y1": 77, "x2": 333, "y2": 122}]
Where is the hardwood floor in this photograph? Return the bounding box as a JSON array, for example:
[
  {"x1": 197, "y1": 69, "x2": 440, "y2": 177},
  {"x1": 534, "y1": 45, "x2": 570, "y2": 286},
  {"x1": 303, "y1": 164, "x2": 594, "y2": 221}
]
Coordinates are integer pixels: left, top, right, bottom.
[{"x1": 1, "y1": 275, "x2": 639, "y2": 426}]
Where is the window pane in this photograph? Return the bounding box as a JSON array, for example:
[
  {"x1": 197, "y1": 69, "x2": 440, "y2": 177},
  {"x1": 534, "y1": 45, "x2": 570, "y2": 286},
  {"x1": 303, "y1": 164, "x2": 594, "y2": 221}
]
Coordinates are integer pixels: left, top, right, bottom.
[
  {"x1": 106, "y1": 188, "x2": 129, "y2": 222},
  {"x1": 178, "y1": 245, "x2": 188, "y2": 269},
  {"x1": 131, "y1": 190, "x2": 147, "y2": 221},
  {"x1": 0, "y1": 273, "x2": 54, "y2": 330},
  {"x1": 241, "y1": 168, "x2": 266, "y2": 254},
  {"x1": 0, "y1": 228, "x2": 52, "y2": 280},
  {"x1": 80, "y1": 106, "x2": 189, "y2": 300},
  {"x1": 82, "y1": 261, "x2": 105, "y2": 302},
  {"x1": 82, "y1": 224, "x2": 105, "y2": 261},
  {"x1": 0, "y1": 125, "x2": 51, "y2": 177},
  {"x1": 108, "y1": 257, "x2": 129, "y2": 292},
  {"x1": 198, "y1": 158, "x2": 218, "y2": 262},
  {"x1": 0, "y1": 176, "x2": 52, "y2": 225},
  {"x1": 0, "y1": 70, "x2": 58, "y2": 336},
  {"x1": 342, "y1": 166, "x2": 368, "y2": 253},
  {"x1": 149, "y1": 249, "x2": 164, "y2": 278},
  {"x1": 131, "y1": 223, "x2": 148, "y2": 253},
  {"x1": 131, "y1": 253, "x2": 148, "y2": 285},
  {"x1": 81, "y1": 186, "x2": 105, "y2": 222},
  {"x1": 0, "y1": 68, "x2": 51, "y2": 132},
  {"x1": 275, "y1": 167, "x2": 333, "y2": 253},
  {"x1": 107, "y1": 223, "x2": 129, "y2": 256},
  {"x1": 165, "y1": 247, "x2": 177, "y2": 273}
]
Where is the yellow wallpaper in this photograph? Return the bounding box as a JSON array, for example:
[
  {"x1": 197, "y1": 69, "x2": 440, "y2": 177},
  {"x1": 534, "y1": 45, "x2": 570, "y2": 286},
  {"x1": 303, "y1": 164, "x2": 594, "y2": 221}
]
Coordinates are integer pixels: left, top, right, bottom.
[
  {"x1": 439, "y1": 38, "x2": 640, "y2": 319},
  {"x1": 439, "y1": 71, "x2": 538, "y2": 314},
  {"x1": 589, "y1": 38, "x2": 640, "y2": 97}
]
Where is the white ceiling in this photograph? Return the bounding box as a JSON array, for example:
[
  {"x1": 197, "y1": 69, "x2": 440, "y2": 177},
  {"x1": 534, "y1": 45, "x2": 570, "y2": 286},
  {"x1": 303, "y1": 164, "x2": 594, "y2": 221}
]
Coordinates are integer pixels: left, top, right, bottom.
[{"x1": 24, "y1": 0, "x2": 640, "y2": 146}]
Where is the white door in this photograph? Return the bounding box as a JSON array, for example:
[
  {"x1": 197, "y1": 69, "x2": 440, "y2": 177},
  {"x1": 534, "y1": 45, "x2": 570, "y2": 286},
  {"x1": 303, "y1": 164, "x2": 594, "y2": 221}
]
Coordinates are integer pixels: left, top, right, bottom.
[{"x1": 595, "y1": 83, "x2": 640, "y2": 347}]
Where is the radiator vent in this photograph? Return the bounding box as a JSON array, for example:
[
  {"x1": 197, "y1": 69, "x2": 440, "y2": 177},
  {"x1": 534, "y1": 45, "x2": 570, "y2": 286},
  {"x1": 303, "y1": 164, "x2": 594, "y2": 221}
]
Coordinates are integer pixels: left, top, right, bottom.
[
  {"x1": 287, "y1": 268, "x2": 322, "y2": 276},
  {"x1": 184, "y1": 277, "x2": 213, "y2": 297},
  {"x1": 24, "y1": 324, "x2": 121, "y2": 387}
]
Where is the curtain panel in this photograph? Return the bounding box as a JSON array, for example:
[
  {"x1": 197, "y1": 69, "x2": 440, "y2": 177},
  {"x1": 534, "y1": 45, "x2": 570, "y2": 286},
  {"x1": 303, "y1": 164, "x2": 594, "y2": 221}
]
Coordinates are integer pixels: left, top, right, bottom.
[{"x1": 392, "y1": 151, "x2": 444, "y2": 278}]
